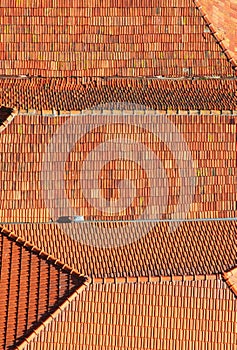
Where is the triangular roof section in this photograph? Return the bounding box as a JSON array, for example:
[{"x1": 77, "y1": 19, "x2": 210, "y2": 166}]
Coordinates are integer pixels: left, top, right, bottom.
[
  {"x1": 0, "y1": 225, "x2": 90, "y2": 350},
  {"x1": 0, "y1": 0, "x2": 236, "y2": 78},
  {"x1": 223, "y1": 266, "x2": 237, "y2": 298},
  {"x1": 196, "y1": 0, "x2": 237, "y2": 64}
]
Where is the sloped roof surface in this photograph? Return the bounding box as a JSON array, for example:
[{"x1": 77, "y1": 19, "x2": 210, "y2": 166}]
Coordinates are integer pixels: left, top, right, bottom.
[
  {"x1": 0, "y1": 111, "x2": 235, "y2": 222},
  {"x1": 26, "y1": 279, "x2": 237, "y2": 350},
  {"x1": 0, "y1": 0, "x2": 235, "y2": 77},
  {"x1": 6, "y1": 220, "x2": 237, "y2": 278},
  {"x1": 198, "y1": 0, "x2": 237, "y2": 62},
  {"x1": 0, "y1": 226, "x2": 88, "y2": 350},
  {"x1": 1, "y1": 78, "x2": 237, "y2": 111}
]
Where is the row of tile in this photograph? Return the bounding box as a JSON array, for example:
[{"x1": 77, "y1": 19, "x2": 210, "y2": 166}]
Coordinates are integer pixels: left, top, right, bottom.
[
  {"x1": 1, "y1": 78, "x2": 237, "y2": 111},
  {"x1": 0, "y1": 0, "x2": 235, "y2": 77},
  {"x1": 28, "y1": 279, "x2": 237, "y2": 349},
  {"x1": 6, "y1": 220, "x2": 236, "y2": 278},
  {"x1": 0, "y1": 112, "x2": 235, "y2": 222}
]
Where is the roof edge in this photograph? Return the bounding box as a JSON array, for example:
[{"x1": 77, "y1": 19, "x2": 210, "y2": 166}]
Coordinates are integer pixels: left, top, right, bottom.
[
  {"x1": 0, "y1": 107, "x2": 17, "y2": 133},
  {"x1": 16, "y1": 108, "x2": 237, "y2": 117},
  {"x1": 0, "y1": 225, "x2": 91, "y2": 350},
  {"x1": 92, "y1": 273, "x2": 222, "y2": 285},
  {"x1": 194, "y1": 0, "x2": 237, "y2": 72}
]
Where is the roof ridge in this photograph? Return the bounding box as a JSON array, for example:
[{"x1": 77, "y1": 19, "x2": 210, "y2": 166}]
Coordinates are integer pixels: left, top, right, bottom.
[
  {"x1": 16, "y1": 108, "x2": 237, "y2": 116},
  {"x1": 194, "y1": 0, "x2": 237, "y2": 72},
  {"x1": 14, "y1": 282, "x2": 90, "y2": 350},
  {"x1": 91, "y1": 273, "x2": 222, "y2": 285},
  {"x1": 222, "y1": 266, "x2": 237, "y2": 298},
  {"x1": 0, "y1": 225, "x2": 88, "y2": 283}
]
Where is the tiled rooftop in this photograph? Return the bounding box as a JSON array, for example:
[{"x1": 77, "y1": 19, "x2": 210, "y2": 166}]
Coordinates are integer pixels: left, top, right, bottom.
[
  {"x1": 0, "y1": 0, "x2": 236, "y2": 77},
  {"x1": 0, "y1": 111, "x2": 235, "y2": 223},
  {"x1": 26, "y1": 279, "x2": 237, "y2": 350},
  {"x1": 0, "y1": 226, "x2": 89, "y2": 349},
  {"x1": 1, "y1": 78, "x2": 237, "y2": 111},
  {"x1": 0, "y1": 1, "x2": 236, "y2": 349},
  {"x1": 6, "y1": 220, "x2": 237, "y2": 278}
]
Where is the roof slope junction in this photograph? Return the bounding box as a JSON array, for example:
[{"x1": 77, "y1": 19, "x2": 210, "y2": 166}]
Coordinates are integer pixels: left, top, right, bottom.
[
  {"x1": 6, "y1": 220, "x2": 237, "y2": 279},
  {"x1": 197, "y1": 0, "x2": 237, "y2": 63},
  {"x1": 0, "y1": 226, "x2": 90, "y2": 350},
  {"x1": 223, "y1": 266, "x2": 237, "y2": 297}
]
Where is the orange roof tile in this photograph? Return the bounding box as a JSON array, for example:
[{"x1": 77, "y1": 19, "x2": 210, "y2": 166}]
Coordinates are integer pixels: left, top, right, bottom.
[
  {"x1": 26, "y1": 278, "x2": 237, "y2": 349},
  {"x1": 0, "y1": 110, "x2": 235, "y2": 223},
  {"x1": 0, "y1": 225, "x2": 90, "y2": 349},
  {"x1": 1, "y1": 77, "x2": 237, "y2": 111},
  {"x1": 1, "y1": 2, "x2": 237, "y2": 348},
  {"x1": 0, "y1": 0, "x2": 236, "y2": 78},
  {"x1": 6, "y1": 220, "x2": 237, "y2": 279}
]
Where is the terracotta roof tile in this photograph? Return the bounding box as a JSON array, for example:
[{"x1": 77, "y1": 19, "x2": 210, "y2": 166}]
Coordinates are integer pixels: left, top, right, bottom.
[
  {"x1": 0, "y1": 1, "x2": 235, "y2": 77},
  {"x1": 26, "y1": 279, "x2": 237, "y2": 349},
  {"x1": 0, "y1": 109, "x2": 236, "y2": 222},
  {"x1": 1, "y1": 77, "x2": 237, "y2": 111},
  {"x1": 0, "y1": 225, "x2": 89, "y2": 349},
  {"x1": 6, "y1": 220, "x2": 237, "y2": 279}
]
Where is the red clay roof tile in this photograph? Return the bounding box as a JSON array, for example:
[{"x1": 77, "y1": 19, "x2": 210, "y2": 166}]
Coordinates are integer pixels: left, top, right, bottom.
[
  {"x1": 0, "y1": 1, "x2": 235, "y2": 77},
  {"x1": 26, "y1": 279, "x2": 237, "y2": 349},
  {"x1": 0, "y1": 110, "x2": 235, "y2": 223},
  {"x1": 6, "y1": 220, "x2": 236, "y2": 279},
  {"x1": 0, "y1": 225, "x2": 89, "y2": 349},
  {"x1": 1, "y1": 77, "x2": 237, "y2": 111}
]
